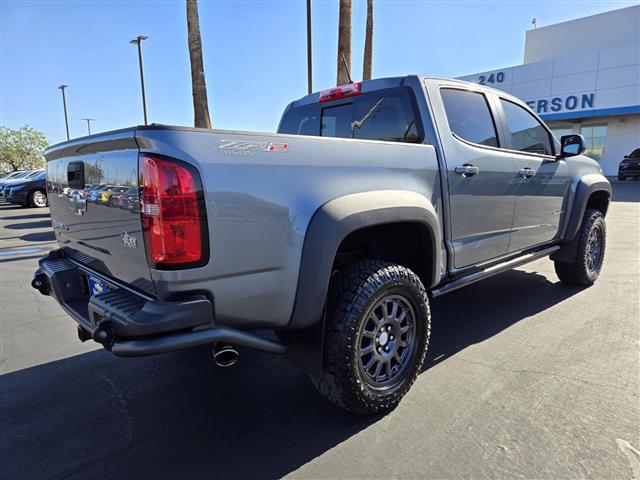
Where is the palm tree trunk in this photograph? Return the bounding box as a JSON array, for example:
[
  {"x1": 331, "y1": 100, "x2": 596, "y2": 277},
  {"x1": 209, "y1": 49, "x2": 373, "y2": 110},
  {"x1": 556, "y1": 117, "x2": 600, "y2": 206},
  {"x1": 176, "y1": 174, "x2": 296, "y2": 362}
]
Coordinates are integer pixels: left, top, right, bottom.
[
  {"x1": 362, "y1": 0, "x2": 373, "y2": 81},
  {"x1": 186, "y1": 0, "x2": 212, "y2": 128},
  {"x1": 336, "y1": 0, "x2": 352, "y2": 85}
]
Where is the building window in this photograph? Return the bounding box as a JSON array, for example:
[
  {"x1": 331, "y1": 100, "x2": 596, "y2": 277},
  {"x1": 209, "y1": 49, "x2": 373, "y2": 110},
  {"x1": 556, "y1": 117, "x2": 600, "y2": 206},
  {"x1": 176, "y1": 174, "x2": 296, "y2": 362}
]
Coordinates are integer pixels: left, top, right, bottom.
[
  {"x1": 580, "y1": 124, "x2": 607, "y2": 162},
  {"x1": 549, "y1": 127, "x2": 573, "y2": 142}
]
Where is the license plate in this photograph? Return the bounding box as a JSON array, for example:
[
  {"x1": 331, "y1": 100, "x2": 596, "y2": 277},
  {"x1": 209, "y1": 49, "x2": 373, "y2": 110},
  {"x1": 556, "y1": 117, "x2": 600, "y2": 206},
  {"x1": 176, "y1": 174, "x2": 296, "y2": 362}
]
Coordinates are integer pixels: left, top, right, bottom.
[{"x1": 87, "y1": 275, "x2": 112, "y2": 296}]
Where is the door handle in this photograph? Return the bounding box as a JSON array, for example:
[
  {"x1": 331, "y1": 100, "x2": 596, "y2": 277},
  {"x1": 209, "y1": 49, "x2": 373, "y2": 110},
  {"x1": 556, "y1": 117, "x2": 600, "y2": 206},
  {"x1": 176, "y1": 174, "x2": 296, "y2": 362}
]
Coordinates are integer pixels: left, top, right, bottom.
[
  {"x1": 519, "y1": 167, "x2": 536, "y2": 178},
  {"x1": 454, "y1": 164, "x2": 480, "y2": 177}
]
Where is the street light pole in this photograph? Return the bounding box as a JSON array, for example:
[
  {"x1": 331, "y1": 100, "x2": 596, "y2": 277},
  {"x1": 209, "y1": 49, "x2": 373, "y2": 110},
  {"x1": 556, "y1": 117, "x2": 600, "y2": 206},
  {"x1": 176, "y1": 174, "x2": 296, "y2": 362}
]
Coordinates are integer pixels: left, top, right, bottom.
[
  {"x1": 81, "y1": 118, "x2": 95, "y2": 135},
  {"x1": 130, "y1": 35, "x2": 149, "y2": 125},
  {"x1": 306, "y1": 0, "x2": 313, "y2": 94},
  {"x1": 58, "y1": 84, "x2": 70, "y2": 140}
]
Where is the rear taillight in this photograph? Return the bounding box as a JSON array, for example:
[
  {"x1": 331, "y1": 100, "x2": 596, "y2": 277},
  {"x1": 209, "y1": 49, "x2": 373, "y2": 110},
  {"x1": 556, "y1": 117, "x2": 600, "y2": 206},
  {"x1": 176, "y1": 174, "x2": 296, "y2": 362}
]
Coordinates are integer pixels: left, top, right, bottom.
[
  {"x1": 139, "y1": 154, "x2": 207, "y2": 268},
  {"x1": 319, "y1": 82, "x2": 361, "y2": 102}
]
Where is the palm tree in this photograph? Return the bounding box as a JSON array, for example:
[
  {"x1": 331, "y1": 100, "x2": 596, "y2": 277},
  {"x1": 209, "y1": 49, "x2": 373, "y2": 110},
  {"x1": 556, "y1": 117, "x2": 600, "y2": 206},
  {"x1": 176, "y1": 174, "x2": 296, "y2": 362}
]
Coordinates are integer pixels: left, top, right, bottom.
[
  {"x1": 362, "y1": 0, "x2": 373, "y2": 81},
  {"x1": 186, "y1": 0, "x2": 212, "y2": 128},
  {"x1": 336, "y1": 0, "x2": 352, "y2": 85}
]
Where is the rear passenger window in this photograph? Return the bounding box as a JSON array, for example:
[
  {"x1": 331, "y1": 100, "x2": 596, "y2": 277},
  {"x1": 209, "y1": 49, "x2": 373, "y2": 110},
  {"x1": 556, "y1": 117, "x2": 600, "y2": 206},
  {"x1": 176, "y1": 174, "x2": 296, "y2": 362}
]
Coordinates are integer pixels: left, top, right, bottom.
[
  {"x1": 500, "y1": 99, "x2": 553, "y2": 156},
  {"x1": 279, "y1": 87, "x2": 423, "y2": 144},
  {"x1": 277, "y1": 103, "x2": 320, "y2": 136},
  {"x1": 441, "y1": 89, "x2": 498, "y2": 147}
]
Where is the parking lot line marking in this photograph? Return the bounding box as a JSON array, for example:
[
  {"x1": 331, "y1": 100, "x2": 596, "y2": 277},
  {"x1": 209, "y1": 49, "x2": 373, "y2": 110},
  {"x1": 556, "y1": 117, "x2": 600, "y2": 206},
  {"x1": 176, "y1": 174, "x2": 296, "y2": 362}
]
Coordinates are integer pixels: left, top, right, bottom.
[{"x1": 0, "y1": 248, "x2": 43, "y2": 256}]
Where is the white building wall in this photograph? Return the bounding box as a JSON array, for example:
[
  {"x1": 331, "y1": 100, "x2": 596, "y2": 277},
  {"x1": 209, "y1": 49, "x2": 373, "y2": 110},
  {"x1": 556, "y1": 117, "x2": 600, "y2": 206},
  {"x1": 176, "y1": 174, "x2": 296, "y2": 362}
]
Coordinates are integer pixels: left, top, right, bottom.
[
  {"x1": 602, "y1": 116, "x2": 640, "y2": 175},
  {"x1": 458, "y1": 43, "x2": 640, "y2": 119},
  {"x1": 458, "y1": 5, "x2": 640, "y2": 176},
  {"x1": 524, "y1": 5, "x2": 640, "y2": 64}
]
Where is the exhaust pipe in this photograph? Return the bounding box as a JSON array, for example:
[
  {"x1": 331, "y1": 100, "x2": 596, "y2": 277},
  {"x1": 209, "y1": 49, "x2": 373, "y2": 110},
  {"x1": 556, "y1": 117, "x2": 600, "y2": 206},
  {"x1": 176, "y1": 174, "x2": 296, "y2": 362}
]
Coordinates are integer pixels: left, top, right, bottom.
[{"x1": 212, "y1": 343, "x2": 239, "y2": 367}]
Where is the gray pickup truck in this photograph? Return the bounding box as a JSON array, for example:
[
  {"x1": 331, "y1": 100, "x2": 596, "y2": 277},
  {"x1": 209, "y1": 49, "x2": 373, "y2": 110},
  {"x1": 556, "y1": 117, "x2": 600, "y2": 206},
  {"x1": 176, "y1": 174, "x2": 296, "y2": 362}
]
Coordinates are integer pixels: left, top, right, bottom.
[{"x1": 33, "y1": 76, "x2": 611, "y2": 414}]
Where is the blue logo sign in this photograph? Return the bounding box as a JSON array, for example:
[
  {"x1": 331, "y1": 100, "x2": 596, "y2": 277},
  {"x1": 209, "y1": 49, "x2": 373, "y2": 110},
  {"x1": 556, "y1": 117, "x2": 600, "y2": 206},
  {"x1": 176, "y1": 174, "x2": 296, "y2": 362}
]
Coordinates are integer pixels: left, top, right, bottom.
[{"x1": 526, "y1": 93, "x2": 594, "y2": 114}]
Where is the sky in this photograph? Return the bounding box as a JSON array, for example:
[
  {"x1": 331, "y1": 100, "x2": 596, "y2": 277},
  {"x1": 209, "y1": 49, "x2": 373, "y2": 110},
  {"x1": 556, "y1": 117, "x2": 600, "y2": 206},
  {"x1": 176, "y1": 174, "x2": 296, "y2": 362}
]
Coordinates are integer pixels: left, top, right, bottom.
[{"x1": 1, "y1": 0, "x2": 637, "y2": 145}]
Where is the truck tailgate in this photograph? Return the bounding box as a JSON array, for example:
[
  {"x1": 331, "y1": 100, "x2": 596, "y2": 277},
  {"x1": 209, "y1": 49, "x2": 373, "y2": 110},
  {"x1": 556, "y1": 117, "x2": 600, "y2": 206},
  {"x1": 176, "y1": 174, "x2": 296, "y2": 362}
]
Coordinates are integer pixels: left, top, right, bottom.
[{"x1": 45, "y1": 129, "x2": 155, "y2": 295}]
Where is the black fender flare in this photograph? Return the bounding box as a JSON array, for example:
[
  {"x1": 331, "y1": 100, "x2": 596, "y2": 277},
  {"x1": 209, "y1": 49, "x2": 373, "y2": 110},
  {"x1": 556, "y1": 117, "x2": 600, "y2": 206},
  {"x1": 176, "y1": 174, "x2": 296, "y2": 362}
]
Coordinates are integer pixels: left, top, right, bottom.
[
  {"x1": 282, "y1": 190, "x2": 441, "y2": 373},
  {"x1": 287, "y1": 190, "x2": 441, "y2": 331},
  {"x1": 552, "y1": 174, "x2": 611, "y2": 263}
]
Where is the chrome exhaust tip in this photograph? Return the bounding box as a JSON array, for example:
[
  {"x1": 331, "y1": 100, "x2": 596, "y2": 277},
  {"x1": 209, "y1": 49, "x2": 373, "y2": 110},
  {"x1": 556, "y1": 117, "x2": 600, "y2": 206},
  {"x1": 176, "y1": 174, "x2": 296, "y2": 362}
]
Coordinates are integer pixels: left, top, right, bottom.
[{"x1": 212, "y1": 343, "x2": 239, "y2": 367}]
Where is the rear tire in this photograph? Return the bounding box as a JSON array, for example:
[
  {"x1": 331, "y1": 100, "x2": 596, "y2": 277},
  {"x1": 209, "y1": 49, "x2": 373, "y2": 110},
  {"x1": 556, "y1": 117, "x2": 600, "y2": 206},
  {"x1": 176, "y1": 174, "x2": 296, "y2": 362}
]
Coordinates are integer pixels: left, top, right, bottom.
[
  {"x1": 310, "y1": 261, "x2": 431, "y2": 415},
  {"x1": 554, "y1": 209, "x2": 606, "y2": 286}
]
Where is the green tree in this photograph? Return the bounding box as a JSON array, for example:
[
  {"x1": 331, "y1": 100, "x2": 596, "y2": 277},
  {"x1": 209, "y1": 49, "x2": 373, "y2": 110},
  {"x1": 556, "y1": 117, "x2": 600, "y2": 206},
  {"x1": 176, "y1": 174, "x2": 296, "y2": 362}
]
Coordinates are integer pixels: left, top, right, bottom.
[{"x1": 0, "y1": 126, "x2": 48, "y2": 173}]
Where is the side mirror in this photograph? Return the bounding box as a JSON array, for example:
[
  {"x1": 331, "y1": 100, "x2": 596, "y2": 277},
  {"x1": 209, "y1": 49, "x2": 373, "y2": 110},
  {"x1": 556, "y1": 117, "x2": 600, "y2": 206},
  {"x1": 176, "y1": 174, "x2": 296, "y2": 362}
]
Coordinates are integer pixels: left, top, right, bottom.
[{"x1": 558, "y1": 134, "x2": 586, "y2": 159}]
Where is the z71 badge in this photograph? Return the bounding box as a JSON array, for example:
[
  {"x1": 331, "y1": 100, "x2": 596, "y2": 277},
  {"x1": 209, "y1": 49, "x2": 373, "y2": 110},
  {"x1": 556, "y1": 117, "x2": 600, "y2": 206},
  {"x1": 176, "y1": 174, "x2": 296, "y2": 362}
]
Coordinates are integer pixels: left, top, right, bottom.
[{"x1": 219, "y1": 140, "x2": 289, "y2": 156}]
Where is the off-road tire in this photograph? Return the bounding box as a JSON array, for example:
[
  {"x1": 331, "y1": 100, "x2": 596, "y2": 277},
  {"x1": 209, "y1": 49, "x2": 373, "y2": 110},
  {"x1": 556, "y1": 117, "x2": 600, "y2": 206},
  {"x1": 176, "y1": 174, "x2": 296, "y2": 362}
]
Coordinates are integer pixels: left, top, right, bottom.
[
  {"x1": 554, "y1": 209, "x2": 606, "y2": 286},
  {"x1": 310, "y1": 261, "x2": 431, "y2": 415}
]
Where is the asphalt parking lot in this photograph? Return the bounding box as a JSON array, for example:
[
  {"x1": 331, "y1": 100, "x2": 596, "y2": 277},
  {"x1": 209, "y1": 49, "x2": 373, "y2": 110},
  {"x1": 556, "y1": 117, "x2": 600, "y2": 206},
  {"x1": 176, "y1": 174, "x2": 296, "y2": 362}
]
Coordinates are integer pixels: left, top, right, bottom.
[{"x1": 1, "y1": 182, "x2": 639, "y2": 479}]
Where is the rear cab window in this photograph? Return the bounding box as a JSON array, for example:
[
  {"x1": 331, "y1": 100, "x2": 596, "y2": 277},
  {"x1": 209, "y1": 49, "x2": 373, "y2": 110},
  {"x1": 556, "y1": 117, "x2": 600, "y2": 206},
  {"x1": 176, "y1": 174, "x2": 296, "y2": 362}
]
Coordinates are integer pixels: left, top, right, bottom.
[{"x1": 278, "y1": 87, "x2": 424, "y2": 144}]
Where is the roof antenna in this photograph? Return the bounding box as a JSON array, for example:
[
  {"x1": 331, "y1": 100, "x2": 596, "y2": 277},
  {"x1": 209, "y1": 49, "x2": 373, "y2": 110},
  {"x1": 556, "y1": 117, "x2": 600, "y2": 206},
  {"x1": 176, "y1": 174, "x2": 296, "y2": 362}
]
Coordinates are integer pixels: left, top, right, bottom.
[{"x1": 341, "y1": 52, "x2": 353, "y2": 84}]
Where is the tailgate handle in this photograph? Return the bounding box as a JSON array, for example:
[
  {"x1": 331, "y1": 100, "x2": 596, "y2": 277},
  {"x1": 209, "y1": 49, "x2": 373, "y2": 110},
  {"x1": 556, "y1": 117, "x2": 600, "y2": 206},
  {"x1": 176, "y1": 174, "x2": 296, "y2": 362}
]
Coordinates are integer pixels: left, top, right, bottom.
[{"x1": 67, "y1": 161, "x2": 85, "y2": 189}]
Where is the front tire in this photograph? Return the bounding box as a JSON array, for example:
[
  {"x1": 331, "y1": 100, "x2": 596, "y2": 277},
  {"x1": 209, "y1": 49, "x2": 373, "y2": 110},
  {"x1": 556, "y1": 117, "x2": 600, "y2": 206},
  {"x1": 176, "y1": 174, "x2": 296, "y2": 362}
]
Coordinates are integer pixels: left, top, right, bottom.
[
  {"x1": 310, "y1": 261, "x2": 431, "y2": 415},
  {"x1": 554, "y1": 209, "x2": 606, "y2": 286},
  {"x1": 29, "y1": 190, "x2": 48, "y2": 208}
]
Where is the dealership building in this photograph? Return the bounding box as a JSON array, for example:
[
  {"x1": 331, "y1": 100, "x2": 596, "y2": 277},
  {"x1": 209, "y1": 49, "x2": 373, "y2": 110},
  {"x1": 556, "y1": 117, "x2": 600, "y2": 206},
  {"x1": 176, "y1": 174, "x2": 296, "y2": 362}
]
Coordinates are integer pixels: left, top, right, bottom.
[{"x1": 458, "y1": 5, "x2": 640, "y2": 176}]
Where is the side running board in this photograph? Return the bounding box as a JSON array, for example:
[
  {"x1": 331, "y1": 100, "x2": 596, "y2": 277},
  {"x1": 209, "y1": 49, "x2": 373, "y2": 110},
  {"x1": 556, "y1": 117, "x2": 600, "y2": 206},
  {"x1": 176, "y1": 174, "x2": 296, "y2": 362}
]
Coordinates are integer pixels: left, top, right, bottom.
[{"x1": 431, "y1": 245, "x2": 561, "y2": 298}]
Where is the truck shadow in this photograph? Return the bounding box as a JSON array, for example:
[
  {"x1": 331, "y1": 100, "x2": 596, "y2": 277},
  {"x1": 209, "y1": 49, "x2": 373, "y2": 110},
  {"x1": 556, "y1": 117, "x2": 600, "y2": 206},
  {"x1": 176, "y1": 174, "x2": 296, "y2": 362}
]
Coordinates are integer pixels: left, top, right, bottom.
[
  {"x1": 425, "y1": 268, "x2": 581, "y2": 370},
  {"x1": 0, "y1": 269, "x2": 581, "y2": 480}
]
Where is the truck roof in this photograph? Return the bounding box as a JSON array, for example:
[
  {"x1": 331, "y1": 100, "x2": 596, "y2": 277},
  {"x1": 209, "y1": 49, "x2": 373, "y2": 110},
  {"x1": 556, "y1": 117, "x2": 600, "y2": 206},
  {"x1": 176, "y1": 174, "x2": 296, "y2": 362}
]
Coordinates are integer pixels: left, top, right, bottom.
[{"x1": 284, "y1": 74, "x2": 531, "y2": 119}]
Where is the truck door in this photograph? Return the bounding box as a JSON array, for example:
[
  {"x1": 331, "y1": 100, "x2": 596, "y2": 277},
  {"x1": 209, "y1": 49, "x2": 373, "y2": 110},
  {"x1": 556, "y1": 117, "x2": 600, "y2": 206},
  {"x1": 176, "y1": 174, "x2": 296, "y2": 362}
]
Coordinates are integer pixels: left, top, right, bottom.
[
  {"x1": 433, "y1": 86, "x2": 518, "y2": 269},
  {"x1": 497, "y1": 98, "x2": 572, "y2": 252}
]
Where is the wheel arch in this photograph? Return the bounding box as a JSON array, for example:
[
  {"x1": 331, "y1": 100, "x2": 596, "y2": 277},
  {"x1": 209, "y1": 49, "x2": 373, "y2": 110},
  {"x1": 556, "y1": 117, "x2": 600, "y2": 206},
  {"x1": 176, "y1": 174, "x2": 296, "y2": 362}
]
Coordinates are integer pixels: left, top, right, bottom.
[
  {"x1": 552, "y1": 174, "x2": 611, "y2": 263},
  {"x1": 287, "y1": 190, "x2": 441, "y2": 332},
  {"x1": 564, "y1": 174, "x2": 611, "y2": 241}
]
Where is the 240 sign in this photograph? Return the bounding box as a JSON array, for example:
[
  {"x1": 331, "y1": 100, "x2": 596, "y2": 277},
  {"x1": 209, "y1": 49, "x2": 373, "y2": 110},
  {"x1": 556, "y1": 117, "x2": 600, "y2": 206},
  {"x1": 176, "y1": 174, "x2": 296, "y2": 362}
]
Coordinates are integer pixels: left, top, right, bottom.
[{"x1": 478, "y1": 72, "x2": 505, "y2": 85}]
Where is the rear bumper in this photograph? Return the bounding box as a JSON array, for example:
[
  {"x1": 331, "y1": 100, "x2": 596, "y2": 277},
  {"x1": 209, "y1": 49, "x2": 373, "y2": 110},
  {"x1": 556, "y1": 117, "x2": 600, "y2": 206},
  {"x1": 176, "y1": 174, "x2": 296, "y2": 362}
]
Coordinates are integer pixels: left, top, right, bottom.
[{"x1": 32, "y1": 248, "x2": 286, "y2": 357}]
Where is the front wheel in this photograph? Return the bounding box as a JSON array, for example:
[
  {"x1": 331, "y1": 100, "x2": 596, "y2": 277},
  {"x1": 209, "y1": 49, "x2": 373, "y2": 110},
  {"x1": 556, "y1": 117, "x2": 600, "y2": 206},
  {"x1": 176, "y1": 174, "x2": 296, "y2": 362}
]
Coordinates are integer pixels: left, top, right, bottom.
[
  {"x1": 554, "y1": 209, "x2": 606, "y2": 286},
  {"x1": 310, "y1": 261, "x2": 431, "y2": 415},
  {"x1": 30, "y1": 190, "x2": 48, "y2": 208}
]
